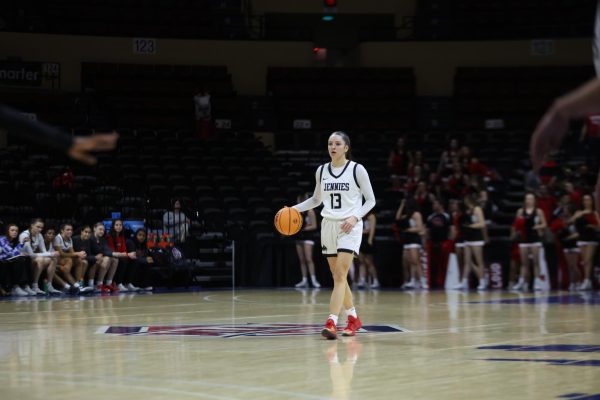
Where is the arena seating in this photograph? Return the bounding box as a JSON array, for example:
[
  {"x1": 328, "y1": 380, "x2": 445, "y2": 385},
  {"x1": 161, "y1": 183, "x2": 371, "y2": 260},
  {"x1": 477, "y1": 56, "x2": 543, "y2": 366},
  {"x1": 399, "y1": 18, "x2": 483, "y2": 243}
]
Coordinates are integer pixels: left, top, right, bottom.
[
  {"x1": 2, "y1": 0, "x2": 248, "y2": 39},
  {"x1": 454, "y1": 65, "x2": 595, "y2": 130},
  {"x1": 267, "y1": 67, "x2": 416, "y2": 130},
  {"x1": 416, "y1": 0, "x2": 595, "y2": 40},
  {"x1": 81, "y1": 62, "x2": 237, "y2": 128}
]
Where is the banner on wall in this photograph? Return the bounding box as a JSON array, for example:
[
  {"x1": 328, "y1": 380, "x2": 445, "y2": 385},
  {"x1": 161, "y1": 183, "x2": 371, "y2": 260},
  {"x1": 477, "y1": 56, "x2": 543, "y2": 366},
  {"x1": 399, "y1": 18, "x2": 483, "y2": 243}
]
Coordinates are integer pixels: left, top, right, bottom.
[
  {"x1": 0, "y1": 61, "x2": 60, "y2": 88},
  {"x1": 0, "y1": 61, "x2": 43, "y2": 86}
]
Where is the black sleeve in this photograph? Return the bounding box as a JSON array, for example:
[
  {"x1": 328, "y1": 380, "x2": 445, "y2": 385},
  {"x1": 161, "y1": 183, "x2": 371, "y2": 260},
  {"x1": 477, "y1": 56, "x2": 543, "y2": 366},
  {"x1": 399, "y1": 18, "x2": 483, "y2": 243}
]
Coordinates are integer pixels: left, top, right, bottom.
[
  {"x1": 0, "y1": 104, "x2": 73, "y2": 152},
  {"x1": 126, "y1": 239, "x2": 136, "y2": 253}
]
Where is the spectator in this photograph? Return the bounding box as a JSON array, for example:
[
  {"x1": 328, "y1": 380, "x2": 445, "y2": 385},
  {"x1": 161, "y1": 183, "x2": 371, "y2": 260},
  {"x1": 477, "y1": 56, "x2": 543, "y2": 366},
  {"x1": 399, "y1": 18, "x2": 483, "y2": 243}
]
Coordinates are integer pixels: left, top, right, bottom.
[
  {"x1": 0, "y1": 224, "x2": 34, "y2": 296},
  {"x1": 106, "y1": 219, "x2": 138, "y2": 292},
  {"x1": 446, "y1": 162, "x2": 468, "y2": 199},
  {"x1": 396, "y1": 198, "x2": 426, "y2": 290},
  {"x1": 388, "y1": 137, "x2": 412, "y2": 177},
  {"x1": 90, "y1": 222, "x2": 120, "y2": 293},
  {"x1": 564, "y1": 182, "x2": 582, "y2": 208},
  {"x1": 163, "y1": 198, "x2": 190, "y2": 243},
  {"x1": 53, "y1": 223, "x2": 93, "y2": 294},
  {"x1": 42, "y1": 226, "x2": 71, "y2": 291},
  {"x1": 552, "y1": 192, "x2": 572, "y2": 221},
  {"x1": 407, "y1": 150, "x2": 430, "y2": 178},
  {"x1": 524, "y1": 168, "x2": 541, "y2": 193},
  {"x1": 127, "y1": 228, "x2": 155, "y2": 291},
  {"x1": 536, "y1": 185, "x2": 557, "y2": 222},
  {"x1": 43, "y1": 227, "x2": 57, "y2": 252},
  {"x1": 73, "y1": 225, "x2": 103, "y2": 292},
  {"x1": 572, "y1": 194, "x2": 599, "y2": 291},
  {"x1": 426, "y1": 199, "x2": 453, "y2": 289},
  {"x1": 294, "y1": 193, "x2": 320, "y2": 289},
  {"x1": 414, "y1": 181, "x2": 435, "y2": 217},
  {"x1": 356, "y1": 209, "x2": 379, "y2": 289},
  {"x1": 512, "y1": 193, "x2": 548, "y2": 291},
  {"x1": 437, "y1": 138, "x2": 460, "y2": 175},
  {"x1": 194, "y1": 88, "x2": 212, "y2": 139},
  {"x1": 19, "y1": 218, "x2": 62, "y2": 295}
]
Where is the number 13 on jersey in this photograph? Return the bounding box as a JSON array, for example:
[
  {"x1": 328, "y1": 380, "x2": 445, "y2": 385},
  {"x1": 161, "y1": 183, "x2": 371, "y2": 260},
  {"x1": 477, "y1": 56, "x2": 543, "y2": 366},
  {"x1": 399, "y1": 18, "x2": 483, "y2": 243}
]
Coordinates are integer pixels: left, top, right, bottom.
[{"x1": 330, "y1": 193, "x2": 341, "y2": 209}]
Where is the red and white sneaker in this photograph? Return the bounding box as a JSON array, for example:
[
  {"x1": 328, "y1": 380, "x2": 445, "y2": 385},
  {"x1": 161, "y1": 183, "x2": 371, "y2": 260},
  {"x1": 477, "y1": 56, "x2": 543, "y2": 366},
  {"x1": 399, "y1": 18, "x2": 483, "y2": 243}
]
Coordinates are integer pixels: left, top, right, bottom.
[
  {"x1": 321, "y1": 319, "x2": 338, "y2": 340},
  {"x1": 341, "y1": 315, "x2": 362, "y2": 337},
  {"x1": 107, "y1": 283, "x2": 119, "y2": 293}
]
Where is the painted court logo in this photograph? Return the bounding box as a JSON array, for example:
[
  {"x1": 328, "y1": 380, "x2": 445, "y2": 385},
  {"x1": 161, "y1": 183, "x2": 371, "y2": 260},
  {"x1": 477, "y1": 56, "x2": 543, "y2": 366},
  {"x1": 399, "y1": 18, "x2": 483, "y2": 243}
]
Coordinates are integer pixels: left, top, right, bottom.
[{"x1": 98, "y1": 323, "x2": 406, "y2": 338}]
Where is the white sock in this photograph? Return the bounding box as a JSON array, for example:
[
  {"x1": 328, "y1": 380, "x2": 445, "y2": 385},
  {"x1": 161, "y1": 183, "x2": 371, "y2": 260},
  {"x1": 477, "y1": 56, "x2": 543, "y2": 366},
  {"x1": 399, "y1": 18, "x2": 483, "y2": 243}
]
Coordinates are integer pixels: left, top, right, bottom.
[
  {"x1": 346, "y1": 307, "x2": 357, "y2": 318},
  {"x1": 106, "y1": 280, "x2": 112, "y2": 285},
  {"x1": 32, "y1": 283, "x2": 39, "y2": 289},
  {"x1": 64, "y1": 284, "x2": 71, "y2": 290},
  {"x1": 310, "y1": 275, "x2": 318, "y2": 281},
  {"x1": 328, "y1": 314, "x2": 339, "y2": 325},
  {"x1": 74, "y1": 282, "x2": 80, "y2": 288},
  {"x1": 88, "y1": 279, "x2": 94, "y2": 287}
]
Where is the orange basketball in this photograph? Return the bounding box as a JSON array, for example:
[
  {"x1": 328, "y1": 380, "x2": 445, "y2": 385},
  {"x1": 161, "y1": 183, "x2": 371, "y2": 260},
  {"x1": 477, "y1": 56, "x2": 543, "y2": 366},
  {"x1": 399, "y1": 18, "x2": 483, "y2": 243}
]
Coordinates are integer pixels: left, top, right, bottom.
[{"x1": 274, "y1": 207, "x2": 303, "y2": 236}]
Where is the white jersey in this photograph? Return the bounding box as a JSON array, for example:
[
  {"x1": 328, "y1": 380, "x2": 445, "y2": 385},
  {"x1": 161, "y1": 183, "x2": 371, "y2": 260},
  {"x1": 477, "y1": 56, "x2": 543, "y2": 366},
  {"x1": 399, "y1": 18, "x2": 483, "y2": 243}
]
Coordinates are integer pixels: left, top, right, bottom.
[
  {"x1": 54, "y1": 234, "x2": 73, "y2": 252},
  {"x1": 319, "y1": 161, "x2": 363, "y2": 220}
]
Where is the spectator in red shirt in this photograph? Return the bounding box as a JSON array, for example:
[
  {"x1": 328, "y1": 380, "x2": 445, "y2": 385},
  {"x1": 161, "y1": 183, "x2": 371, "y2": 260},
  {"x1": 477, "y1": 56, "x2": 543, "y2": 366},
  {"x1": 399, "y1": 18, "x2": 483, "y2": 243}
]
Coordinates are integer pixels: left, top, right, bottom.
[
  {"x1": 536, "y1": 184, "x2": 557, "y2": 222},
  {"x1": 388, "y1": 137, "x2": 412, "y2": 177},
  {"x1": 564, "y1": 182, "x2": 582, "y2": 208}
]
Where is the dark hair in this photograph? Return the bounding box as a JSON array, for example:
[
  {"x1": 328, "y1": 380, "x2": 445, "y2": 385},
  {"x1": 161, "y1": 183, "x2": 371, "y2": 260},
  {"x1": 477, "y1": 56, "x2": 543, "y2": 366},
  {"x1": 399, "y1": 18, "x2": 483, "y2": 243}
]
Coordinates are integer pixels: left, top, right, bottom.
[
  {"x1": 330, "y1": 131, "x2": 352, "y2": 160},
  {"x1": 80, "y1": 224, "x2": 91, "y2": 232},
  {"x1": 59, "y1": 223, "x2": 73, "y2": 233},
  {"x1": 172, "y1": 198, "x2": 183, "y2": 208},
  {"x1": 93, "y1": 222, "x2": 104, "y2": 229},
  {"x1": 581, "y1": 193, "x2": 595, "y2": 210},
  {"x1": 403, "y1": 197, "x2": 420, "y2": 216},
  {"x1": 5, "y1": 223, "x2": 19, "y2": 245},
  {"x1": 109, "y1": 219, "x2": 124, "y2": 242},
  {"x1": 133, "y1": 228, "x2": 147, "y2": 250},
  {"x1": 29, "y1": 218, "x2": 44, "y2": 229},
  {"x1": 464, "y1": 193, "x2": 480, "y2": 209}
]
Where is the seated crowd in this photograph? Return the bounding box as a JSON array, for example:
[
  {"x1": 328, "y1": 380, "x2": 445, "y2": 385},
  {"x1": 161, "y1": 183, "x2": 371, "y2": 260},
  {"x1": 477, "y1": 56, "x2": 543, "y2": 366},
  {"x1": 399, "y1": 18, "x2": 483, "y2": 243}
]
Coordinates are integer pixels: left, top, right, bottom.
[{"x1": 0, "y1": 218, "x2": 161, "y2": 296}]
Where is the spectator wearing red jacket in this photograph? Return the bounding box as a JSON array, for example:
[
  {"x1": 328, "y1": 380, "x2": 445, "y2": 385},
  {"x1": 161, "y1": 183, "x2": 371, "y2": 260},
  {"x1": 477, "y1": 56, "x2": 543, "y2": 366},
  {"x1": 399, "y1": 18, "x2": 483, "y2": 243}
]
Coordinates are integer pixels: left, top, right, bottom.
[
  {"x1": 536, "y1": 185, "x2": 557, "y2": 222},
  {"x1": 106, "y1": 219, "x2": 137, "y2": 292}
]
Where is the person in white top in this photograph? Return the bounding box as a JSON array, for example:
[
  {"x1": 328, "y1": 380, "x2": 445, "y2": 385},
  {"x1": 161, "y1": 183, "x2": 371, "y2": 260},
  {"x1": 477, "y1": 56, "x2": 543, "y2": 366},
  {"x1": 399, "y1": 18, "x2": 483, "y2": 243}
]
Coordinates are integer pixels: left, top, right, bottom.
[
  {"x1": 18, "y1": 218, "x2": 62, "y2": 295},
  {"x1": 292, "y1": 131, "x2": 376, "y2": 339}
]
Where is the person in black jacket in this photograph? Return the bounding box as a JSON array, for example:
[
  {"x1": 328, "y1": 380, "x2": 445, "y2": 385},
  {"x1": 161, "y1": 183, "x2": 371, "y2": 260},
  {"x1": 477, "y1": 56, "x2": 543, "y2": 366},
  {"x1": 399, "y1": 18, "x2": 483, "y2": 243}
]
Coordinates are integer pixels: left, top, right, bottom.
[
  {"x1": 126, "y1": 229, "x2": 154, "y2": 291},
  {"x1": 90, "y1": 222, "x2": 130, "y2": 293},
  {"x1": 73, "y1": 225, "x2": 102, "y2": 292}
]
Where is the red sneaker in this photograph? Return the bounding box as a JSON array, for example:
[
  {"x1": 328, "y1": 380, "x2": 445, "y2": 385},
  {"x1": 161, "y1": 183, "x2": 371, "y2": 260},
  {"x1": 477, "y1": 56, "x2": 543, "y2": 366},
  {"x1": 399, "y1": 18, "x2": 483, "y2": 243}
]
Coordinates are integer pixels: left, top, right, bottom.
[
  {"x1": 321, "y1": 319, "x2": 337, "y2": 340},
  {"x1": 100, "y1": 284, "x2": 111, "y2": 294},
  {"x1": 108, "y1": 283, "x2": 119, "y2": 293},
  {"x1": 342, "y1": 315, "x2": 362, "y2": 337}
]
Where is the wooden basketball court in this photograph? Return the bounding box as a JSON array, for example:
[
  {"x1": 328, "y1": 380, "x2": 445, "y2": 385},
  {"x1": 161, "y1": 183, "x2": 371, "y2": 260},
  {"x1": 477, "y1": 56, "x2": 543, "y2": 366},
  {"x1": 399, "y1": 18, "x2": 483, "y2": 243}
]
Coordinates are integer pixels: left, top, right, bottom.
[{"x1": 0, "y1": 289, "x2": 598, "y2": 399}]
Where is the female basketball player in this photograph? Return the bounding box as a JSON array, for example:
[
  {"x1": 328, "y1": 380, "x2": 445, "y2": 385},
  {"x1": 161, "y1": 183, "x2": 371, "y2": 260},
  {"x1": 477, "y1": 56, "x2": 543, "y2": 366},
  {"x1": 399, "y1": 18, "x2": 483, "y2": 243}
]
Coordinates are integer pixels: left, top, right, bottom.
[
  {"x1": 512, "y1": 193, "x2": 548, "y2": 291},
  {"x1": 292, "y1": 131, "x2": 376, "y2": 339},
  {"x1": 572, "y1": 194, "x2": 599, "y2": 290},
  {"x1": 294, "y1": 193, "x2": 321, "y2": 289}
]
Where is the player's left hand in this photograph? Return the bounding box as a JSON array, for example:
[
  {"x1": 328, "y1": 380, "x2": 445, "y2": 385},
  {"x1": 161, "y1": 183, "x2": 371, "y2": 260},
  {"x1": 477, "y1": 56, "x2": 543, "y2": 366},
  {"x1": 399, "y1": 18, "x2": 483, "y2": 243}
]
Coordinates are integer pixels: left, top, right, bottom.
[
  {"x1": 67, "y1": 131, "x2": 119, "y2": 165},
  {"x1": 341, "y1": 216, "x2": 358, "y2": 234}
]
